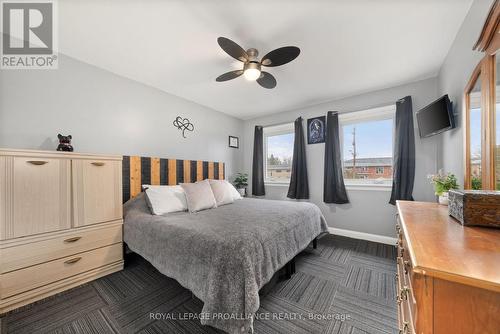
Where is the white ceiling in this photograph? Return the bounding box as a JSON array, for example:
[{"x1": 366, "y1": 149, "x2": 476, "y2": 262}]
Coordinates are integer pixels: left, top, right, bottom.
[{"x1": 58, "y1": 0, "x2": 473, "y2": 120}]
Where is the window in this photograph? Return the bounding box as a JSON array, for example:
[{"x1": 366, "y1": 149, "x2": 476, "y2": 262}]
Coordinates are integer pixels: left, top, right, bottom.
[
  {"x1": 468, "y1": 83, "x2": 482, "y2": 189},
  {"x1": 264, "y1": 123, "x2": 294, "y2": 183},
  {"x1": 340, "y1": 105, "x2": 395, "y2": 186}
]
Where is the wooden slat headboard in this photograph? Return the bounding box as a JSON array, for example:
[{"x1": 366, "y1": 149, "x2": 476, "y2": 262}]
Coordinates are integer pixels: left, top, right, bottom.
[{"x1": 122, "y1": 156, "x2": 225, "y2": 203}]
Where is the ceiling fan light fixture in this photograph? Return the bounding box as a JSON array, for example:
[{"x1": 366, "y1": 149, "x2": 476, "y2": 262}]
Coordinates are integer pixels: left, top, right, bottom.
[
  {"x1": 215, "y1": 37, "x2": 300, "y2": 88},
  {"x1": 243, "y1": 62, "x2": 261, "y2": 81}
]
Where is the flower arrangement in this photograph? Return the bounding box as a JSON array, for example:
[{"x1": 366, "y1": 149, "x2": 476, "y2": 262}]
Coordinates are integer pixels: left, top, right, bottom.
[{"x1": 428, "y1": 170, "x2": 459, "y2": 196}]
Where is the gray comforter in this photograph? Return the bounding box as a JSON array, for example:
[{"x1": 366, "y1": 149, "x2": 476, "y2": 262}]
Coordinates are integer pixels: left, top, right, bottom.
[{"x1": 123, "y1": 194, "x2": 328, "y2": 334}]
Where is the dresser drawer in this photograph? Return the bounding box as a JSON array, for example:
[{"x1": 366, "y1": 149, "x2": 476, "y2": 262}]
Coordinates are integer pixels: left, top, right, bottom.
[
  {"x1": 396, "y1": 226, "x2": 417, "y2": 334},
  {"x1": 401, "y1": 297, "x2": 416, "y2": 334},
  {"x1": 398, "y1": 298, "x2": 416, "y2": 334},
  {"x1": 72, "y1": 159, "x2": 122, "y2": 227},
  {"x1": 0, "y1": 243, "x2": 122, "y2": 299},
  {"x1": 397, "y1": 257, "x2": 413, "y2": 305},
  {"x1": 397, "y1": 294, "x2": 405, "y2": 332},
  {"x1": 397, "y1": 257, "x2": 416, "y2": 334},
  {"x1": 400, "y1": 243, "x2": 417, "y2": 324},
  {"x1": 0, "y1": 156, "x2": 71, "y2": 240},
  {"x1": 0, "y1": 223, "x2": 122, "y2": 273}
]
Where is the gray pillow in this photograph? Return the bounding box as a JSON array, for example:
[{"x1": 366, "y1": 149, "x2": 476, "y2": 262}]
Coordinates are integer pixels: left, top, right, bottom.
[{"x1": 180, "y1": 179, "x2": 217, "y2": 213}]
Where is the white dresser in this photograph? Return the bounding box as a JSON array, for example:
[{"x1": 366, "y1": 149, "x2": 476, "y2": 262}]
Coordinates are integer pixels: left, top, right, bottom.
[{"x1": 0, "y1": 149, "x2": 124, "y2": 313}]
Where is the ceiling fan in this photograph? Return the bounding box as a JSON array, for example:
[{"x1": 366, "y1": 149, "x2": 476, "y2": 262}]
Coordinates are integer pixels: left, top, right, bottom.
[{"x1": 215, "y1": 37, "x2": 300, "y2": 89}]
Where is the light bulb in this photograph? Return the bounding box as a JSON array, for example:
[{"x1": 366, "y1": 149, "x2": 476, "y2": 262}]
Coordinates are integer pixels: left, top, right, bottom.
[{"x1": 244, "y1": 68, "x2": 261, "y2": 81}]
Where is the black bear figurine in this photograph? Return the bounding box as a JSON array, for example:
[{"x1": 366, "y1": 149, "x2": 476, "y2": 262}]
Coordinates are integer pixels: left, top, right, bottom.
[{"x1": 57, "y1": 134, "x2": 74, "y2": 152}]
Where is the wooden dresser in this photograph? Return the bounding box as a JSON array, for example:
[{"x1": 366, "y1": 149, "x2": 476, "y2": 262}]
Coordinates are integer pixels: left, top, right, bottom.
[
  {"x1": 396, "y1": 201, "x2": 500, "y2": 334},
  {"x1": 0, "y1": 149, "x2": 124, "y2": 314}
]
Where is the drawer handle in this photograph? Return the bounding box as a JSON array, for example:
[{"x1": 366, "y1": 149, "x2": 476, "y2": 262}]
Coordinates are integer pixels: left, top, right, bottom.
[
  {"x1": 91, "y1": 162, "x2": 105, "y2": 166},
  {"x1": 399, "y1": 322, "x2": 409, "y2": 334},
  {"x1": 64, "y1": 257, "x2": 82, "y2": 265},
  {"x1": 27, "y1": 160, "x2": 48, "y2": 166},
  {"x1": 64, "y1": 236, "x2": 81, "y2": 243},
  {"x1": 404, "y1": 260, "x2": 410, "y2": 274},
  {"x1": 400, "y1": 286, "x2": 410, "y2": 300}
]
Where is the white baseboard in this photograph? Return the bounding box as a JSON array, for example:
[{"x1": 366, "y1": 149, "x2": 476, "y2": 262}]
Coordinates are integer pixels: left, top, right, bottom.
[{"x1": 327, "y1": 227, "x2": 397, "y2": 245}]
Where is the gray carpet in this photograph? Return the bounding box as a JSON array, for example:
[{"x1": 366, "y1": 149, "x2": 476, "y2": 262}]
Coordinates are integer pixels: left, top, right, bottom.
[{"x1": 1, "y1": 234, "x2": 398, "y2": 334}]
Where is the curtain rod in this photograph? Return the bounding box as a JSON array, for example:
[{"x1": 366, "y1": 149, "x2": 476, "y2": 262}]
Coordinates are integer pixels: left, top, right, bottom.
[
  {"x1": 331, "y1": 101, "x2": 396, "y2": 115},
  {"x1": 261, "y1": 120, "x2": 295, "y2": 128},
  {"x1": 260, "y1": 101, "x2": 396, "y2": 128}
]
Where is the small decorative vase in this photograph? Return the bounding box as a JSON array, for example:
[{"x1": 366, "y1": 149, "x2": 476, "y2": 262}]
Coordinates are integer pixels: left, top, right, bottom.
[
  {"x1": 237, "y1": 188, "x2": 246, "y2": 197},
  {"x1": 438, "y1": 192, "x2": 449, "y2": 205}
]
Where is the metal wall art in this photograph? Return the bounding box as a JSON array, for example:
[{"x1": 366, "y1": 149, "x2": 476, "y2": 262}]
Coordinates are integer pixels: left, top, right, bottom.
[{"x1": 173, "y1": 116, "x2": 194, "y2": 138}]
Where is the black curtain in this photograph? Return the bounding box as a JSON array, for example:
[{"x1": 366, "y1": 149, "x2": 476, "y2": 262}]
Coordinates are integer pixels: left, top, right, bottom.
[
  {"x1": 287, "y1": 117, "x2": 309, "y2": 199},
  {"x1": 389, "y1": 96, "x2": 415, "y2": 205},
  {"x1": 324, "y1": 112, "x2": 349, "y2": 204},
  {"x1": 252, "y1": 125, "x2": 265, "y2": 196}
]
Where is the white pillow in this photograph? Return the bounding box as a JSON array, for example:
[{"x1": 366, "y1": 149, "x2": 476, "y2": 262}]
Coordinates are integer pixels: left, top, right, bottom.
[
  {"x1": 143, "y1": 185, "x2": 188, "y2": 215},
  {"x1": 227, "y1": 181, "x2": 243, "y2": 201},
  {"x1": 180, "y1": 179, "x2": 217, "y2": 213},
  {"x1": 209, "y1": 179, "x2": 236, "y2": 206}
]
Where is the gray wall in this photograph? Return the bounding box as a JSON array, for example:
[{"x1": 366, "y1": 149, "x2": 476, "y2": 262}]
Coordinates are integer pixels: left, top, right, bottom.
[
  {"x1": 243, "y1": 78, "x2": 439, "y2": 238},
  {"x1": 438, "y1": 0, "x2": 494, "y2": 182},
  {"x1": 0, "y1": 54, "x2": 244, "y2": 178}
]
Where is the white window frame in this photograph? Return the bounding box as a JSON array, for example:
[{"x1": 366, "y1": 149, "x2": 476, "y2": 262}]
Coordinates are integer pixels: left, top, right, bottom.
[
  {"x1": 339, "y1": 105, "x2": 396, "y2": 191},
  {"x1": 263, "y1": 122, "x2": 294, "y2": 185}
]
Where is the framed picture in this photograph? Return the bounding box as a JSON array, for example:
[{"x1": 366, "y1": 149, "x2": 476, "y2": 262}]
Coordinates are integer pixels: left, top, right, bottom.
[
  {"x1": 229, "y1": 136, "x2": 239, "y2": 148},
  {"x1": 307, "y1": 116, "x2": 326, "y2": 144}
]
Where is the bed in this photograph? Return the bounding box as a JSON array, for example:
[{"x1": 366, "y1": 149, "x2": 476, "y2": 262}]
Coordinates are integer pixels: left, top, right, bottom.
[
  {"x1": 121, "y1": 155, "x2": 328, "y2": 333},
  {"x1": 123, "y1": 193, "x2": 328, "y2": 334}
]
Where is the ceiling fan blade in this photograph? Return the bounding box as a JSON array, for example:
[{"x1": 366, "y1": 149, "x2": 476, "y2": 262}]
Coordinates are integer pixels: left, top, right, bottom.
[
  {"x1": 261, "y1": 46, "x2": 300, "y2": 67},
  {"x1": 216, "y1": 70, "x2": 243, "y2": 82},
  {"x1": 257, "y1": 71, "x2": 277, "y2": 89},
  {"x1": 217, "y1": 37, "x2": 248, "y2": 62}
]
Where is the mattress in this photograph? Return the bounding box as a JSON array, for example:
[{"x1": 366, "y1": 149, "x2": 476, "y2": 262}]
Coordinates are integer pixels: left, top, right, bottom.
[{"x1": 123, "y1": 194, "x2": 328, "y2": 333}]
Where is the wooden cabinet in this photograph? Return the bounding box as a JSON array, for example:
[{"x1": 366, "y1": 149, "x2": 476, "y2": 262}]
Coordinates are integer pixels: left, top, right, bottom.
[
  {"x1": 0, "y1": 149, "x2": 124, "y2": 314},
  {"x1": 396, "y1": 201, "x2": 500, "y2": 334},
  {"x1": 72, "y1": 159, "x2": 122, "y2": 227},
  {"x1": 0, "y1": 156, "x2": 71, "y2": 239}
]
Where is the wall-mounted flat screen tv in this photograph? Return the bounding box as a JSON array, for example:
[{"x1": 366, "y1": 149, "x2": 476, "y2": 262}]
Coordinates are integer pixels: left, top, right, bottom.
[{"x1": 416, "y1": 94, "x2": 455, "y2": 138}]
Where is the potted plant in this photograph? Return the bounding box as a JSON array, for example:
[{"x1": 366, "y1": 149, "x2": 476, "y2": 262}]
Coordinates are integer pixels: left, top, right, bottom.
[
  {"x1": 233, "y1": 173, "x2": 248, "y2": 197},
  {"x1": 428, "y1": 170, "x2": 459, "y2": 205}
]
